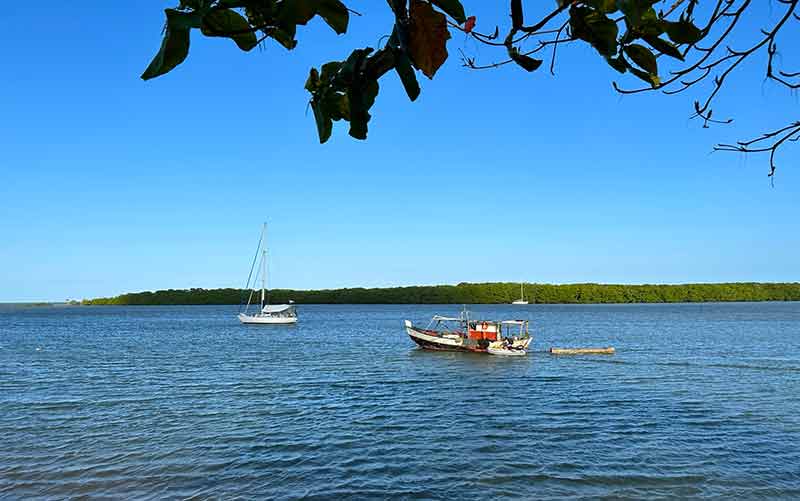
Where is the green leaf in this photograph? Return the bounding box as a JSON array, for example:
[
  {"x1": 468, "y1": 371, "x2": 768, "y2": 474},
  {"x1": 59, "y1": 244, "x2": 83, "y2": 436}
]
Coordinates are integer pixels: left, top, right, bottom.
[
  {"x1": 216, "y1": 0, "x2": 244, "y2": 8},
  {"x1": 585, "y1": 12, "x2": 618, "y2": 57},
  {"x1": 618, "y1": 0, "x2": 658, "y2": 27},
  {"x1": 320, "y1": 61, "x2": 343, "y2": 81},
  {"x1": 569, "y1": 6, "x2": 618, "y2": 57},
  {"x1": 141, "y1": 9, "x2": 199, "y2": 80},
  {"x1": 269, "y1": 27, "x2": 298, "y2": 50},
  {"x1": 347, "y1": 79, "x2": 379, "y2": 140},
  {"x1": 181, "y1": 0, "x2": 220, "y2": 9},
  {"x1": 323, "y1": 92, "x2": 350, "y2": 121},
  {"x1": 311, "y1": 98, "x2": 333, "y2": 143},
  {"x1": 511, "y1": 0, "x2": 523, "y2": 29},
  {"x1": 278, "y1": 0, "x2": 317, "y2": 26},
  {"x1": 179, "y1": 0, "x2": 202, "y2": 9},
  {"x1": 643, "y1": 34, "x2": 683, "y2": 60},
  {"x1": 637, "y1": 8, "x2": 663, "y2": 36},
  {"x1": 587, "y1": 0, "x2": 617, "y2": 14},
  {"x1": 429, "y1": 0, "x2": 467, "y2": 24},
  {"x1": 393, "y1": 49, "x2": 421, "y2": 101},
  {"x1": 629, "y1": 66, "x2": 660, "y2": 88},
  {"x1": 624, "y1": 43, "x2": 656, "y2": 74},
  {"x1": 605, "y1": 55, "x2": 628, "y2": 74},
  {"x1": 201, "y1": 9, "x2": 258, "y2": 51},
  {"x1": 304, "y1": 68, "x2": 320, "y2": 92},
  {"x1": 663, "y1": 19, "x2": 703, "y2": 45},
  {"x1": 339, "y1": 48, "x2": 373, "y2": 84},
  {"x1": 318, "y1": 0, "x2": 349, "y2": 34},
  {"x1": 306, "y1": 62, "x2": 350, "y2": 142},
  {"x1": 508, "y1": 47, "x2": 543, "y2": 72},
  {"x1": 166, "y1": 8, "x2": 204, "y2": 30}
]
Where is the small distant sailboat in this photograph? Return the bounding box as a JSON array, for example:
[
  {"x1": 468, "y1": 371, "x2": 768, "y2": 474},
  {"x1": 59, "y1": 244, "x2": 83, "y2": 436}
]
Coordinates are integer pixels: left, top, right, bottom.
[
  {"x1": 238, "y1": 223, "x2": 298, "y2": 325},
  {"x1": 511, "y1": 283, "x2": 529, "y2": 305}
]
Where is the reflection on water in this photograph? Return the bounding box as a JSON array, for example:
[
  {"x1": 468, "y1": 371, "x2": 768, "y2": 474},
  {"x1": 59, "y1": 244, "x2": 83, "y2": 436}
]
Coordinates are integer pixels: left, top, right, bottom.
[{"x1": 1, "y1": 302, "x2": 800, "y2": 499}]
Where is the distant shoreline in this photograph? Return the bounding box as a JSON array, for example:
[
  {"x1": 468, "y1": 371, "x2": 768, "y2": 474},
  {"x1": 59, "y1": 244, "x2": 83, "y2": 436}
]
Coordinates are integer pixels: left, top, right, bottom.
[{"x1": 81, "y1": 282, "x2": 800, "y2": 305}]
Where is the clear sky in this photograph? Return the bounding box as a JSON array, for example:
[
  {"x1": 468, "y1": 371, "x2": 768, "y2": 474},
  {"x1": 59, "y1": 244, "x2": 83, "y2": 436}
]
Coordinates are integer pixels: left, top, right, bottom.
[{"x1": 1, "y1": 1, "x2": 799, "y2": 302}]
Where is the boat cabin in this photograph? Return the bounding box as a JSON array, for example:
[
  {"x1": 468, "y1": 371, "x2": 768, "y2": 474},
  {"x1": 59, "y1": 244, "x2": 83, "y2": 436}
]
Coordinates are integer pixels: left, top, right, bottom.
[
  {"x1": 261, "y1": 304, "x2": 297, "y2": 319},
  {"x1": 426, "y1": 313, "x2": 529, "y2": 344},
  {"x1": 468, "y1": 320, "x2": 529, "y2": 342},
  {"x1": 468, "y1": 321, "x2": 499, "y2": 341}
]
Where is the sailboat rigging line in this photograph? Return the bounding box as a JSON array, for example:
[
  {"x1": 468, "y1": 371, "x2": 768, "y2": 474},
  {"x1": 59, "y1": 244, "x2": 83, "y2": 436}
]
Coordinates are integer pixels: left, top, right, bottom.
[
  {"x1": 266, "y1": 254, "x2": 271, "y2": 307},
  {"x1": 239, "y1": 224, "x2": 266, "y2": 314}
]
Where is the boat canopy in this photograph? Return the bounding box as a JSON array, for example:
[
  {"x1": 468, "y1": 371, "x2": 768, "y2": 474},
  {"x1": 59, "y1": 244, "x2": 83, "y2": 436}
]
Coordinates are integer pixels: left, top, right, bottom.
[
  {"x1": 432, "y1": 315, "x2": 464, "y2": 322},
  {"x1": 261, "y1": 304, "x2": 295, "y2": 314},
  {"x1": 431, "y1": 316, "x2": 526, "y2": 325}
]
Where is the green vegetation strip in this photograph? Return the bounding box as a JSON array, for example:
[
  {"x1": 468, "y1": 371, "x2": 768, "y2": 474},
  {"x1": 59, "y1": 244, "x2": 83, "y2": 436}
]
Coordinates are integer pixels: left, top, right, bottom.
[{"x1": 83, "y1": 282, "x2": 800, "y2": 305}]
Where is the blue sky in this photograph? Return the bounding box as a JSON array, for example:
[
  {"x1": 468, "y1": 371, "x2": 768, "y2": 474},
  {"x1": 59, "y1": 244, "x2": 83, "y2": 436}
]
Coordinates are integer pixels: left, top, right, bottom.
[{"x1": 1, "y1": 1, "x2": 799, "y2": 302}]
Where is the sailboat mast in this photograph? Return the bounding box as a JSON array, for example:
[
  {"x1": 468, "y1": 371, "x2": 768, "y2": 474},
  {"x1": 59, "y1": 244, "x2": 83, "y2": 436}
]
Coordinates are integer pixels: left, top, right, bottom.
[{"x1": 261, "y1": 223, "x2": 267, "y2": 307}]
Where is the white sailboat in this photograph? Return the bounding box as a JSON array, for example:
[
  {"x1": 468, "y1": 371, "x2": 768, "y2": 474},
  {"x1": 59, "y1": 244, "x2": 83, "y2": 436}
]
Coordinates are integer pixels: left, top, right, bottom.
[
  {"x1": 511, "y1": 283, "x2": 529, "y2": 305},
  {"x1": 238, "y1": 223, "x2": 298, "y2": 325}
]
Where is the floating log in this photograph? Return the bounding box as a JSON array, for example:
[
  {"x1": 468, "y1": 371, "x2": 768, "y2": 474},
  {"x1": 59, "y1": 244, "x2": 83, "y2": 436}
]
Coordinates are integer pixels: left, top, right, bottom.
[{"x1": 549, "y1": 347, "x2": 615, "y2": 355}]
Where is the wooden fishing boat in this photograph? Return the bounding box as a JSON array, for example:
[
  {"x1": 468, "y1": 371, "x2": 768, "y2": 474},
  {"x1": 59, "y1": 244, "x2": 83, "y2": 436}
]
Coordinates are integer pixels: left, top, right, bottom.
[{"x1": 404, "y1": 309, "x2": 531, "y2": 355}]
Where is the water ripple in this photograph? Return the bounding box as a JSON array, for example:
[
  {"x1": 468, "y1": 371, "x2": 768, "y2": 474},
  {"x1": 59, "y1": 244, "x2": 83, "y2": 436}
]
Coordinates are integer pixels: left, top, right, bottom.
[{"x1": 1, "y1": 303, "x2": 799, "y2": 498}]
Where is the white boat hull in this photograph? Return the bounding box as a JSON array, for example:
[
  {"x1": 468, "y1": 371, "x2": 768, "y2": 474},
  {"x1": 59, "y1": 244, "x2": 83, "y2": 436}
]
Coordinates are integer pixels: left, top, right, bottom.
[
  {"x1": 511, "y1": 300, "x2": 529, "y2": 305},
  {"x1": 487, "y1": 338, "x2": 531, "y2": 356},
  {"x1": 487, "y1": 346, "x2": 528, "y2": 356},
  {"x1": 238, "y1": 313, "x2": 297, "y2": 325}
]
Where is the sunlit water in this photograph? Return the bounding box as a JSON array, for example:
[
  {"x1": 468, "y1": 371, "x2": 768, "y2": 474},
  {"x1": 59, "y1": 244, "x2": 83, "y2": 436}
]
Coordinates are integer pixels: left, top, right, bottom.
[{"x1": 1, "y1": 303, "x2": 799, "y2": 499}]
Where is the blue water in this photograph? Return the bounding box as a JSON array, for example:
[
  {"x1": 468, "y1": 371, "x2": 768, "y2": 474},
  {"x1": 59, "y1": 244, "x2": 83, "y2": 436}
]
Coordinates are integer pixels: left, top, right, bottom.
[{"x1": 1, "y1": 303, "x2": 799, "y2": 499}]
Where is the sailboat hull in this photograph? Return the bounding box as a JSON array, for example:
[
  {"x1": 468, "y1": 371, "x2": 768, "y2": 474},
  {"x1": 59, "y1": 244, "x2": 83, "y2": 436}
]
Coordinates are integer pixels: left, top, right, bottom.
[{"x1": 238, "y1": 313, "x2": 297, "y2": 325}]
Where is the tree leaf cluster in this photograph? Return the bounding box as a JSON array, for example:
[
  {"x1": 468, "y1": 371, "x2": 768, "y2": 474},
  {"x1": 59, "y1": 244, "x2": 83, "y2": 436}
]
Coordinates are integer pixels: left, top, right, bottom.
[
  {"x1": 142, "y1": 0, "x2": 349, "y2": 80},
  {"x1": 143, "y1": 0, "x2": 709, "y2": 141},
  {"x1": 304, "y1": 0, "x2": 465, "y2": 142},
  {"x1": 568, "y1": 0, "x2": 703, "y2": 89},
  {"x1": 143, "y1": 0, "x2": 473, "y2": 142}
]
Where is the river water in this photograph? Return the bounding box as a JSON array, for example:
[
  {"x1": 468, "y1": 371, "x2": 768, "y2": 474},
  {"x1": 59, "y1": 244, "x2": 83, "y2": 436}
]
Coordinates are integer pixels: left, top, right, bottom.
[{"x1": 1, "y1": 303, "x2": 799, "y2": 499}]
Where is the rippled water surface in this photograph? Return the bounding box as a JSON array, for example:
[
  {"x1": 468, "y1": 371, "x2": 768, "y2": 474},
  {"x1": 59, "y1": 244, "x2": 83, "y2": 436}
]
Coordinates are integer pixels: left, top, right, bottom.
[{"x1": 2, "y1": 303, "x2": 800, "y2": 499}]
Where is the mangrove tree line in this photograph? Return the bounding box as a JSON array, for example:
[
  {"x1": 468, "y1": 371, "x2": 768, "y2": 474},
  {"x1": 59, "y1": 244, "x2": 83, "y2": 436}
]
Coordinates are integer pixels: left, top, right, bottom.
[{"x1": 84, "y1": 282, "x2": 800, "y2": 305}]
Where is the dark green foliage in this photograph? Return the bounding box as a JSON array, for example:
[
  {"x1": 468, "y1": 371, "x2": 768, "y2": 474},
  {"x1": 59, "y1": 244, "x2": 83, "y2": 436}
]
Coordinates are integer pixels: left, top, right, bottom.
[
  {"x1": 306, "y1": 48, "x2": 384, "y2": 142},
  {"x1": 643, "y1": 35, "x2": 683, "y2": 61},
  {"x1": 317, "y1": 0, "x2": 350, "y2": 34},
  {"x1": 624, "y1": 44, "x2": 657, "y2": 74},
  {"x1": 508, "y1": 47, "x2": 542, "y2": 72},
  {"x1": 83, "y1": 283, "x2": 800, "y2": 305},
  {"x1": 569, "y1": 5, "x2": 619, "y2": 58},
  {"x1": 141, "y1": 9, "x2": 201, "y2": 80},
  {"x1": 429, "y1": 0, "x2": 466, "y2": 24},
  {"x1": 510, "y1": 0, "x2": 523, "y2": 30},
  {"x1": 393, "y1": 49, "x2": 421, "y2": 101},
  {"x1": 201, "y1": 9, "x2": 259, "y2": 51},
  {"x1": 142, "y1": 0, "x2": 351, "y2": 81},
  {"x1": 663, "y1": 18, "x2": 703, "y2": 45},
  {"x1": 142, "y1": 0, "x2": 711, "y2": 143}
]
